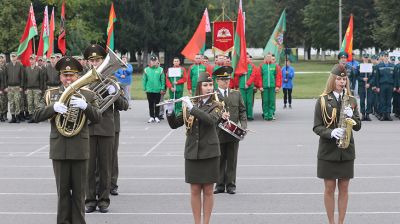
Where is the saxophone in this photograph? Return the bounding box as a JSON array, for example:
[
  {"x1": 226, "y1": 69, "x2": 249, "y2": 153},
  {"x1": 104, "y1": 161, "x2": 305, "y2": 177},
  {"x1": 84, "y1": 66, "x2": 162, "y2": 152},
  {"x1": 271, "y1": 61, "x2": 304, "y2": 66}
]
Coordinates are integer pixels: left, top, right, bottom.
[{"x1": 337, "y1": 88, "x2": 357, "y2": 149}]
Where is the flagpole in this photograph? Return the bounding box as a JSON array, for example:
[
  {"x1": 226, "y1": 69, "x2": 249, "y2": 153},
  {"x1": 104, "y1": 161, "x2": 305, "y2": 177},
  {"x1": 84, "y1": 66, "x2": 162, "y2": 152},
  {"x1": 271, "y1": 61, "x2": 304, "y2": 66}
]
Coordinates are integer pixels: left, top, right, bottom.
[{"x1": 339, "y1": 0, "x2": 342, "y2": 50}]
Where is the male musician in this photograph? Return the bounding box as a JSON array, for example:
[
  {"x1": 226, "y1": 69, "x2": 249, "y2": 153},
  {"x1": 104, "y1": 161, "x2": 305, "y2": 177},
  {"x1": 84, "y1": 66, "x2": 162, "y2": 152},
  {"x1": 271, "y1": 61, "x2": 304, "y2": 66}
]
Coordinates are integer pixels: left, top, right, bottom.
[
  {"x1": 166, "y1": 57, "x2": 186, "y2": 114},
  {"x1": 214, "y1": 66, "x2": 247, "y2": 194},
  {"x1": 187, "y1": 54, "x2": 206, "y2": 96},
  {"x1": 374, "y1": 51, "x2": 396, "y2": 121},
  {"x1": 0, "y1": 53, "x2": 7, "y2": 121},
  {"x1": 357, "y1": 54, "x2": 373, "y2": 121},
  {"x1": 33, "y1": 56, "x2": 101, "y2": 224},
  {"x1": 24, "y1": 55, "x2": 44, "y2": 123},
  {"x1": 4, "y1": 52, "x2": 24, "y2": 123},
  {"x1": 84, "y1": 44, "x2": 117, "y2": 213}
]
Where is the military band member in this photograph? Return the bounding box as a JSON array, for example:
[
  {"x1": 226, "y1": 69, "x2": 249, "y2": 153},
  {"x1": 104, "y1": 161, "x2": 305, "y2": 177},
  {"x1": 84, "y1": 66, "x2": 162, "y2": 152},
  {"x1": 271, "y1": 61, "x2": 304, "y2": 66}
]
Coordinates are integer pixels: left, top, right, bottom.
[
  {"x1": 24, "y1": 55, "x2": 44, "y2": 122},
  {"x1": 357, "y1": 54, "x2": 373, "y2": 121},
  {"x1": 374, "y1": 52, "x2": 395, "y2": 121},
  {"x1": 0, "y1": 53, "x2": 7, "y2": 121},
  {"x1": 110, "y1": 90, "x2": 129, "y2": 196},
  {"x1": 33, "y1": 56, "x2": 101, "y2": 224},
  {"x1": 313, "y1": 64, "x2": 361, "y2": 224},
  {"x1": 166, "y1": 57, "x2": 186, "y2": 114},
  {"x1": 83, "y1": 44, "x2": 115, "y2": 213},
  {"x1": 165, "y1": 72, "x2": 223, "y2": 224},
  {"x1": 213, "y1": 66, "x2": 247, "y2": 195},
  {"x1": 44, "y1": 54, "x2": 61, "y2": 89},
  {"x1": 5, "y1": 52, "x2": 24, "y2": 123},
  {"x1": 187, "y1": 54, "x2": 206, "y2": 96}
]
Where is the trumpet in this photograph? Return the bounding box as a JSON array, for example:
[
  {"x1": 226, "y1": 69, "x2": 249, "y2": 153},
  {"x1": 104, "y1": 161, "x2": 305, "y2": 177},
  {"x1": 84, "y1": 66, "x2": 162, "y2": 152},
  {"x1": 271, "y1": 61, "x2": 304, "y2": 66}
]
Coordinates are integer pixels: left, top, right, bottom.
[{"x1": 156, "y1": 92, "x2": 216, "y2": 107}]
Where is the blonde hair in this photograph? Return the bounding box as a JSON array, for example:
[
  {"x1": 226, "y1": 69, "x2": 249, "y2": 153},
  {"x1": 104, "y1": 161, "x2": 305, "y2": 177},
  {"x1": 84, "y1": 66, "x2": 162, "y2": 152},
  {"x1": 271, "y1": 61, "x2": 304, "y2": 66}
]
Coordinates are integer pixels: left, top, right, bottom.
[{"x1": 320, "y1": 73, "x2": 352, "y2": 96}]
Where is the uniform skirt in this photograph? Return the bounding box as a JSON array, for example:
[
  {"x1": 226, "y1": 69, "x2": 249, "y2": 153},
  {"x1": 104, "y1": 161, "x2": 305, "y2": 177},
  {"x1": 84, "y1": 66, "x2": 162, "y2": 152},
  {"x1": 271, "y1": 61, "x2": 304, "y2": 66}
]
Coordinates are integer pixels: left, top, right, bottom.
[
  {"x1": 185, "y1": 157, "x2": 219, "y2": 184},
  {"x1": 317, "y1": 159, "x2": 354, "y2": 179}
]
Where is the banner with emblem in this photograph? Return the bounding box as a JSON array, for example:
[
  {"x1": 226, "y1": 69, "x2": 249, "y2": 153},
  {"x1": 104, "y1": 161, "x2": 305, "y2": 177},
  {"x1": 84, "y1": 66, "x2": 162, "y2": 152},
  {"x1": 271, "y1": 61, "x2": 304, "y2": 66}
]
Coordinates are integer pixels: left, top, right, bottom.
[{"x1": 213, "y1": 21, "x2": 235, "y2": 53}]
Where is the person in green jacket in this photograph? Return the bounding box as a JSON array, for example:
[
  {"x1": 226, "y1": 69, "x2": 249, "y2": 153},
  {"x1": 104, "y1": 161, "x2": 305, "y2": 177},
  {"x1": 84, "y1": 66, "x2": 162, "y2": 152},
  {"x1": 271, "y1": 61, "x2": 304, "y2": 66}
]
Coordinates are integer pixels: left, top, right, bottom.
[
  {"x1": 313, "y1": 64, "x2": 361, "y2": 224},
  {"x1": 142, "y1": 55, "x2": 165, "y2": 123},
  {"x1": 187, "y1": 54, "x2": 206, "y2": 96},
  {"x1": 259, "y1": 53, "x2": 277, "y2": 120},
  {"x1": 166, "y1": 57, "x2": 186, "y2": 114}
]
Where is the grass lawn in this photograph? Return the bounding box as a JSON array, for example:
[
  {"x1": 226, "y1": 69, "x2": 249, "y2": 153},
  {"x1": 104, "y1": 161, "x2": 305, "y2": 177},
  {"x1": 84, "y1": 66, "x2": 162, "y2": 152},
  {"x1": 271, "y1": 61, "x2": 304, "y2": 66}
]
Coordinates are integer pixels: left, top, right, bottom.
[{"x1": 130, "y1": 60, "x2": 337, "y2": 100}]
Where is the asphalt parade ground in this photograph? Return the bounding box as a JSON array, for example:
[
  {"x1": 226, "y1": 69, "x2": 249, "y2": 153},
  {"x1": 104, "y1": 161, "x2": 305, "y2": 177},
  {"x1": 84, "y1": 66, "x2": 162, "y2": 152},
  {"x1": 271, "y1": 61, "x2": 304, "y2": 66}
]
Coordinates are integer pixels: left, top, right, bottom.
[{"x1": 0, "y1": 99, "x2": 399, "y2": 224}]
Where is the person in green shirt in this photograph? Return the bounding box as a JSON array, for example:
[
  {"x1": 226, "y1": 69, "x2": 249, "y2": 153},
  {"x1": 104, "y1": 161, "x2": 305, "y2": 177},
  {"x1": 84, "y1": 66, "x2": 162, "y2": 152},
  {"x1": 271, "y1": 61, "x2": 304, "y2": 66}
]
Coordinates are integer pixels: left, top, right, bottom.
[
  {"x1": 142, "y1": 55, "x2": 165, "y2": 123},
  {"x1": 166, "y1": 57, "x2": 186, "y2": 114},
  {"x1": 259, "y1": 53, "x2": 278, "y2": 120},
  {"x1": 187, "y1": 54, "x2": 206, "y2": 96}
]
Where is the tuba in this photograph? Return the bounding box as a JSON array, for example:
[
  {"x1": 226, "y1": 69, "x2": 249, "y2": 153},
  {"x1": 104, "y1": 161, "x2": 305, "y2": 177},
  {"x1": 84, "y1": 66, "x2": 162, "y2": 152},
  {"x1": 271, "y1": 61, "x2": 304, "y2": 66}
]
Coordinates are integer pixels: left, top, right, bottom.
[
  {"x1": 55, "y1": 69, "x2": 101, "y2": 137},
  {"x1": 88, "y1": 46, "x2": 127, "y2": 113},
  {"x1": 337, "y1": 88, "x2": 357, "y2": 149}
]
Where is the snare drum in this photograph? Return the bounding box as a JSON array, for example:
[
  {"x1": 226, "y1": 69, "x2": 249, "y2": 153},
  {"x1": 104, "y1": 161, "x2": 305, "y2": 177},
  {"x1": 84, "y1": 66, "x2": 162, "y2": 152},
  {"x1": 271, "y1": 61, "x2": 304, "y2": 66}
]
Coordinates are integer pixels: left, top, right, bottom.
[{"x1": 218, "y1": 120, "x2": 247, "y2": 140}]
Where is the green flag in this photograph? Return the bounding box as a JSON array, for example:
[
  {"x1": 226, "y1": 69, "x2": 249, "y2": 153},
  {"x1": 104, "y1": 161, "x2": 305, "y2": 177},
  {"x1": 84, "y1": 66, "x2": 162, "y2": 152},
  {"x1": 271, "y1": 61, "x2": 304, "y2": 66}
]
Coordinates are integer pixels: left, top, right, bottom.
[{"x1": 263, "y1": 10, "x2": 286, "y2": 64}]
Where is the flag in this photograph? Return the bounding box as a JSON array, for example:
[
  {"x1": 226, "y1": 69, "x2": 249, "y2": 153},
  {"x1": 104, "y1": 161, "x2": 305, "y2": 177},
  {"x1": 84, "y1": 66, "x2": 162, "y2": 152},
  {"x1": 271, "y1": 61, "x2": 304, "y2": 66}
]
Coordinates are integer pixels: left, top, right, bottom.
[
  {"x1": 37, "y1": 6, "x2": 49, "y2": 58},
  {"x1": 181, "y1": 9, "x2": 210, "y2": 61},
  {"x1": 47, "y1": 7, "x2": 55, "y2": 58},
  {"x1": 106, "y1": 3, "x2": 117, "y2": 51},
  {"x1": 340, "y1": 14, "x2": 354, "y2": 61},
  {"x1": 263, "y1": 10, "x2": 286, "y2": 64},
  {"x1": 17, "y1": 3, "x2": 38, "y2": 66},
  {"x1": 58, "y1": 0, "x2": 66, "y2": 55},
  {"x1": 231, "y1": 3, "x2": 247, "y2": 76}
]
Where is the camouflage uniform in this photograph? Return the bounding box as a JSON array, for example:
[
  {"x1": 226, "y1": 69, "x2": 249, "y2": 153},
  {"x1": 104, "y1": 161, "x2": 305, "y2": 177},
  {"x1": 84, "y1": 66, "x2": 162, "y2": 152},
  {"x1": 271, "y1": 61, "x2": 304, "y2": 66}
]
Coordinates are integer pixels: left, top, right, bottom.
[
  {"x1": 25, "y1": 65, "x2": 43, "y2": 120},
  {"x1": 5, "y1": 60, "x2": 24, "y2": 122},
  {"x1": 0, "y1": 62, "x2": 7, "y2": 121}
]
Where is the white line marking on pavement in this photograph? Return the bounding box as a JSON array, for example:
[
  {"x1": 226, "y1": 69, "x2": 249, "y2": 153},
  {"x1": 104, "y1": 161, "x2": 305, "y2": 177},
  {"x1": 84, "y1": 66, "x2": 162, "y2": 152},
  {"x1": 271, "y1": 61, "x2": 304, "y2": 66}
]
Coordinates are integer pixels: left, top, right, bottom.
[
  {"x1": 1, "y1": 192, "x2": 399, "y2": 196},
  {"x1": 2, "y1": 176, "x2": 400, "y2": 180},
  {"x1": 142, "y1": 129, "x2": 174, "y2": 157},
  {"x1": 0, "y1": 211, "x2": 399, "y2": 215},
  {"x1": 26, "y1": 145, "x2": 49, "y2": 157}
]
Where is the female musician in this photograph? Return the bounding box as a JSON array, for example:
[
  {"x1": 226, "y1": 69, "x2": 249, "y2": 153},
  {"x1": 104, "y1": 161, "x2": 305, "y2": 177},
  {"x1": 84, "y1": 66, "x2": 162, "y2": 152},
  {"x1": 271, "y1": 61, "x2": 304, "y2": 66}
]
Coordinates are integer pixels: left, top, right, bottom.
[
  {"x1": 165, "y1": 72, "x2": 223, "y2": 224},
  {"x1": 313, "y1": 64, "x2": 361, "y2": 224}
]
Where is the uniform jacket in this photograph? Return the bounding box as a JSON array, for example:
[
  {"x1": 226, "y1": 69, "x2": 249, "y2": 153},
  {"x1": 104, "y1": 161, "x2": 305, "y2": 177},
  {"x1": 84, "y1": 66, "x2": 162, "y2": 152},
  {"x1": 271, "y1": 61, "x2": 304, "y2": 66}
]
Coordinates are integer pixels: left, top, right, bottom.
[
  {"x1": 33, "y1": 86, "x2": 101, "y2": 160},
  {"x1": 237, "y1": 63, "x2": 259, "y2": 89},
  {"x1": 313, "y1": 92, "x2": 361, "y2": 161},
  {"x1": 375, "y1": 62, "x2": 395, "y2": 87},
  {"x1": 44, "y1": 65, "x2": 60, "y2": 86},
  {"x1": 166, "y1": 66, "x2": 186, "y2": 92},
  {"x1": 113, "y1": 95, "x2": 129, "y2": 133},
  {"x1": 259, "y1": 63, "x2": 282, "y2": 88},
  {"x1": 142, "y1": 66, "x2": 165, "y2": 93},
  {"x1": 217, "y1": 89, "x2": 247, "y2": 143},
  {"x1": 167, "y1": 97, "x2": 223, "y2": 160},
  {"x1": 24, "y1": 66, "x2": 43, "y2": 89},
  {"x1": 187, "y1": 64, "x2": 206, "y2": 91},
  {"x1": 0, "y1": 67, "x2": 4, "y2": 90},
  {"x1": 5, "y1": 62, "x2": 24, "y2": 87}
]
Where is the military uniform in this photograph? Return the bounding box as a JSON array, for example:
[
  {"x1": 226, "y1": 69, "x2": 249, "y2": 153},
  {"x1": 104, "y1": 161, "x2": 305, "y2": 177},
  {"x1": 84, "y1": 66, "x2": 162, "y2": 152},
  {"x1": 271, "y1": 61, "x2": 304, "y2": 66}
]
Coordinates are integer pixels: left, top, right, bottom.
[
  {"x1": 313, "y1": 64, "x2": 361, "y2": 179},
  {"x1": 5, "y1": 53, "x2": 25, "y2": 122},
  {"x1": 44, "y1": 64, "x2": 61, "y2": 88},
  {"x1": 0, "y1": 60, "x2": 6, "y2": 121},
  {"x1": 375, "y1": 59, "x2": 395, "y2": 121},
  {"x1": 392, "y1": 63, "x2": 400, "y2": 117},
  {"x1": 213, "y1": 66, "x2": 247, "y2": 194},
  {"x1": 33, "y1": 56, "x2": 101, "y2": 224},
  {"x1": 357, "y1": 58, "x2": 373, "y2": 121},
  {"x1": 24, "y1": 57, "x2": 44, "y2": 121},
  {"x1": 110, "y1": 94, "x2": 129, "y2": 195}
]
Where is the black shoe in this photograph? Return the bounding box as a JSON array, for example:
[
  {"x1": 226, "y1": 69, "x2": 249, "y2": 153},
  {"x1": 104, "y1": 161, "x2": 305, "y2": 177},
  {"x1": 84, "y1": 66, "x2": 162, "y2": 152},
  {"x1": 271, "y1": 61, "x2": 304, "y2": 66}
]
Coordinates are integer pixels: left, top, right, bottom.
[
  {"x1": 226, "y1": 188, "x2": 236, "y2": 194},
  {"x1": 18, "y1": 112, "x2": 25, "y2": 121},
  {"x1": 98, "y1": 206, "x2": 109, "y2": 213},
  {"x1": 386, "y1": 114, "x2": 393, "y2": 121},
  {"x1": 159, "y1": 115, "x2": 164, "y2": 120},
  {"x1": 85, "y1": 206, "x2": 96, "y2": 213},
  {"x1": 213, "y1": 188, "x2": 225, "y2": 194},
  {"x1": 289, "y1": 104, "x2": 292, "y2": 109},
  {"x1": 0, "y1": 114, "x2": 4, "y2": 122},
  {"x1": 28, "y1": 119, "x2": 36, "y2": 123},
  {"x1": 9, "y1": 115, "x2": 17, "y2": 123},
  {"x1": 283, "y1": 104, "x2": 287, "y2": 109},
  {"x1": 365, "y1": 114, "x2": 372, "y2": 121},
  {"x1": 110, "y1": 188, "x2": 119, "y2": 196}
]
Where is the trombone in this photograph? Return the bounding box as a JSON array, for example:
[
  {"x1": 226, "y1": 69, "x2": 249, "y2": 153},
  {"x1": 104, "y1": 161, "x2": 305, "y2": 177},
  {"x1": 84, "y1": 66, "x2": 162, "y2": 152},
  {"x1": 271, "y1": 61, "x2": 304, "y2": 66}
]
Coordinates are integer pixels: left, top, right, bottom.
[{"x1": 156, "y1": 92, "x2": 216, "y2": 107}]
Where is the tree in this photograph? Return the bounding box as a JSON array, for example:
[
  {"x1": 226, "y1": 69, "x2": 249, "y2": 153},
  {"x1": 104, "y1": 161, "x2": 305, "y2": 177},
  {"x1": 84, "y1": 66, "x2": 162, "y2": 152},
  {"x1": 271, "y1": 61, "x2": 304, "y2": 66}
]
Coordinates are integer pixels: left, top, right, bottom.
[{"x1": 373, "y1": 0, "x2": 400, "y2": 49}]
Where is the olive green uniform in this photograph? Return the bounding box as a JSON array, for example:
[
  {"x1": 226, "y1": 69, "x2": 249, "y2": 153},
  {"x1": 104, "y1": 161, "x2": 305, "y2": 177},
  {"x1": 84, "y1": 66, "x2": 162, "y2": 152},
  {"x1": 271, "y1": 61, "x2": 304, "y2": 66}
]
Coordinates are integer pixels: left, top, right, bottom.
[
  {"x1": 33, "y1": 86, "x2": 101, "y2": 224},
  {"x1": 24, "y1": 66, "x2": 44, "y2": 115},
  {"x1": 167, "y1": 98, "x2": 223, "y2": 183},
  {"x1": 111, "y1": 95, "x2": 129, "y2": 191},
  {"x1": 0, "y1": 65, "x2": 7, "y2": 120},
  {"x1": 313, "y1": 92, "x2": 361, "y2": 179},
  {"x1": 44, "y1": 65, "x2": 60, "y2": 88},
  {"x1": 5, "y1": 61, "x2": 24, "y2": 116},
  {"x1": 216, "y1": 89, "x2": 247, "y2": 191}
]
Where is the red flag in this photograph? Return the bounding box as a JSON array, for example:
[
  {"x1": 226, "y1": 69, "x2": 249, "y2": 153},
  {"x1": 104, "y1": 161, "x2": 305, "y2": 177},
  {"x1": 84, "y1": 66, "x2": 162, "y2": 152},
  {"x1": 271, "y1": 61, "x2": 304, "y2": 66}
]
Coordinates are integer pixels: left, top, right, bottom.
[
  {"x1": 58, "y1": 0, "x2": 66, "y2": 55},
  {"x1": 47, "y1": 8, "x2": 55, "y2": 58},
  {"x1": 106, "y1": 3, "x2": 117, "y2": 51},
  {"x1": 37, "y1": 6, "x2": 49, "y2": 58},
  {"x1": 340, "y1": 14, "x2": 353, "y2": 61},
  {"x1": 17, "y1": 3, "x2": 38, "y2": 66},
  {"x1": 181, "y1": 9, "x2": 208, "y2": 61},
  {"x1": 232, "y1": 7, "x2": 247, "y2": 75}
]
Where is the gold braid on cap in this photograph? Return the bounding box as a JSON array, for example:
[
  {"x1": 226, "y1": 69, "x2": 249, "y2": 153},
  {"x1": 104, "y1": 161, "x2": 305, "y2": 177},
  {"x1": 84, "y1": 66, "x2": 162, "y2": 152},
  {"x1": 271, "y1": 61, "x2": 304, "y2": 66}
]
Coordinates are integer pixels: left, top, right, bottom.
[{"x1": 320, "y1": 95, "x2": 337, "y2": 128}]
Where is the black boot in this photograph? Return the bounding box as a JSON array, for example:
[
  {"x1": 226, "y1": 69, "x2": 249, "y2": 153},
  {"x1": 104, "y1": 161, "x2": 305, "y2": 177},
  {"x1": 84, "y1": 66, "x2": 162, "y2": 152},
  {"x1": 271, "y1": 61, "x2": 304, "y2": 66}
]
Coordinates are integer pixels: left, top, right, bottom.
[
  {"x1": 361, "y1": 113, "x2": 366, "y2": 121},
  {"x1": 9, "y1": 115, "x2": 17, "y2": 123},
  {"x1": 365, "y1": 114, "x2": 372, "y2": 121},
  {"x1": 18, "y1": 112, "x2": 25, "y2": 122},
  {"x1": 386, "y1": 113, "x2": 393, "y2": 121},
  {"x1": 0, "y1": 114, "x2": 4, "y2": 122}
]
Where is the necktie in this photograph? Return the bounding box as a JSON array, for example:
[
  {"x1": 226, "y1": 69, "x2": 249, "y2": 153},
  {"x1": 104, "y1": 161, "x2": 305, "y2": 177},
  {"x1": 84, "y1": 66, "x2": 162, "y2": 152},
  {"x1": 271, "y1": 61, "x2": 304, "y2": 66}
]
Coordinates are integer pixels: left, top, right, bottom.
[{"x1": 224, "y1": 90, "x2": 227, "y2": 98}]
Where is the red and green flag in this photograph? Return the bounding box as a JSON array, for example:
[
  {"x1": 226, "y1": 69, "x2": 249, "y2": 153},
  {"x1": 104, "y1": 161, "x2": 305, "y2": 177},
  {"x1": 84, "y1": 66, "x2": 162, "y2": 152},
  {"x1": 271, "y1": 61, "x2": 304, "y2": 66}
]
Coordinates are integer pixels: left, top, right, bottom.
[
  {"x1": 340, "y1": 14, "x2": 354, "y2": 61},
  {"x1": 106, "y1": 3, "x2": 117, "y2": 51},
  {"x1": 263, "y1": 10, "x2": 286, "y2": 64},
  {"x1": 46, "y1": 7, "x2": 55, "y2": 58},
  {"x1": 17, "y1": 3, "x2": 38, "y2": 66},
  {"x1": 58, "y1": 0, "x2": 66, "y2": 55},
  {"x1": 181, "y1": 8, "x2": 210, "y2": 61},
  {"x1": 37, "y1": 6, "x2": 49, "y2": 58},
  {"x1": 231, "y1": 0, "x2": 247, "y2": 76}
]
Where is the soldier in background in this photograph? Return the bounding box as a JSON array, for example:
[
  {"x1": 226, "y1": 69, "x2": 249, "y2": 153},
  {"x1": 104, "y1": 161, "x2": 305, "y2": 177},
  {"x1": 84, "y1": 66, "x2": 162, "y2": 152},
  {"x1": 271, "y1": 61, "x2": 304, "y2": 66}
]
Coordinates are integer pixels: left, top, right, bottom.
[
  {"x1": 374, "y1": 52, "x2": 395, "y2": 121},
  {"x1": 370, "y1": 55, "x2": 380, "y2": 117},
  {"x1": 44, "y1": 55, "x2": 60, "y2": 89},
  {"x1": 0, "y1": 53, "x2": 7, "y2": 121},
  {"x1": 24, "y1": 55, "x2": 44, "y2": 123},
  {"x1": 357, "y1": 54, "x2": 373, "y2": 121},
  {"x1": 392, "y1": 56, "x2": 400, "y2": 118},
  {"x1": 4, "y1": 52, "x2": 24, "y2": 123}
]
